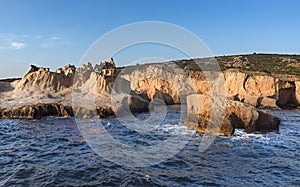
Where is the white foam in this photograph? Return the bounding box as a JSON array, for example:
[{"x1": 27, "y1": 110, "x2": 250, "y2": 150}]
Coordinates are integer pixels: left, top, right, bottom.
[
  {"x1": 158, "y1": 123, "x2": 194, "y2": 135},
  {"x1": 231, "y1": 129, "x2": 271, "y2": 143}
]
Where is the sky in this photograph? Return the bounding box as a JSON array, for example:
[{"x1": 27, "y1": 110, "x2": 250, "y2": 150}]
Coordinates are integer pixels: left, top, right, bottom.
[{"x1": 0, "y1": 0, "x2": 300, "y2": 78}]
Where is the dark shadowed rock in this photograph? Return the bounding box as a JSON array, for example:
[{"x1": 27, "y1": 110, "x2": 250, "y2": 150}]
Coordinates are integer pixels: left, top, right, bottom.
[
  {"x1": 256, "y1": 111, "x2": 280, "y2": 131},
  {"x1": 0, "y1": 103, "x2": 73, "y2": 119},
  {"x1": 276, "y1": 88, "x2": 299, "y2": 108}
]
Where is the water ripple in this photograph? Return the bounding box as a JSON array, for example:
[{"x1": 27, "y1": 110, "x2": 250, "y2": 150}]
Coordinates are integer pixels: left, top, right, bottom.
[{"x1": 0, "y1": 107, "x2": 299, "y2": 186}]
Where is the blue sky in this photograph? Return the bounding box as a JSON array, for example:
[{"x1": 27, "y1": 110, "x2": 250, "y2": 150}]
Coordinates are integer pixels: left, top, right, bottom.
[{"x1": 0, "y1": 0, "x2": 300, "y2": 78}]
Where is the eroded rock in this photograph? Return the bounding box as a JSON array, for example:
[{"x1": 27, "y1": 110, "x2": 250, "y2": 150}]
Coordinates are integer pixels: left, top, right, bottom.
[
  {"x1": 2, "y1": 59, "x2": 300, "y2": 120},
  {"x1": 122, "y1": 65, "x2": 300, "y2": 108},
  {"x1": 16, "y1": 64, "x2": 76, "y2": 92},
  {"x1": 184, "y1": 94, "x2": 280, "y2": 136},
  {"x1": 0, "y1": 103, "x2": 73, "y2": 119}
]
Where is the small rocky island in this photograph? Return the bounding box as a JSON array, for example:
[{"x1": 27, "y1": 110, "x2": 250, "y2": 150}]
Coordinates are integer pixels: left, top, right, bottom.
[{"x1": 1, "y1": 54, "x2": 300, "y2": 136}]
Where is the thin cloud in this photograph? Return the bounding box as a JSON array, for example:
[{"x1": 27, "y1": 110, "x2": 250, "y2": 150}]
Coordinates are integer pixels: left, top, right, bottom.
[
  {"x1": 0, "y1": 33, "x2": 72, "y2": 49},
  {"x1": 11, "y1": 42, "x2": 26, "y2": 49},
  {"x1": 49, "y1": 36, "x2": 60, "y2": 41},
  {"x1": 0, "y1": 33, "x2": 41, "y2": 40},
  {"x1": 0, "y1": 33, "x2": 39, "y2": 50},
  {"x1": 42, "y1": 36, "x2": 72, "y2": 48}
]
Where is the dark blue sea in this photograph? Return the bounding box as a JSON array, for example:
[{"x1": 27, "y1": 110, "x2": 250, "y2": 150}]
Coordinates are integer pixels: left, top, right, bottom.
[{"x1": 0, "y1": 106, "x2": 299, "y2": 186}]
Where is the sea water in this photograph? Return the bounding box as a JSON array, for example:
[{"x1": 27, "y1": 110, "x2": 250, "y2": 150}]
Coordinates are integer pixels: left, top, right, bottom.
[{"x1": 0, "y1": 106, "x2": 299, "y2": 186}]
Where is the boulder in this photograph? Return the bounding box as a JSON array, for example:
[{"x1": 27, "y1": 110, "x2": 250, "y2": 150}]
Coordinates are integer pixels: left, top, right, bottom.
[
  {"x1": 111, "y1": 93, "x2": 149, "y2": 117},
  {"x1": 255, "y1": 111, "x2": 280, "y2": 131},
  {"x1": 260, "y1": 97, "x2": 279, "y2": 109},
  {"x1": 239, "y1": 94, "x2": 260, "y2": 107},
  {"x1": 184, "y1": 94, "x2": 280, "y2": 136},
  {"x1": 184, "y1": 94, "x2": 235, "y2": 136},
  {"x1": 184, "y1": 113, "x2": 236, "y2": 136}
]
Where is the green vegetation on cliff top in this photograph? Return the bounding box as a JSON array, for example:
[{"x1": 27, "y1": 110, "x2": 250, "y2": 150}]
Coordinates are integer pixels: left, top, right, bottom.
[
  {"x1": 178, "y1": 53, "x2": 300, "y2": 76},
  {"x1": 120, "y1": 54, "x2": 300, "y2": 77}
]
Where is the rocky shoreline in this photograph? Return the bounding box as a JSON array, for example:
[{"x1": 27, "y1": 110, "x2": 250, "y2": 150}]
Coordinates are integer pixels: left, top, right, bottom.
[
  {"x1": 1, "y1": 55, "x2": 300, "y2": 136},
  {"x1": 184, "y1": 94, "x2": 280, "y2": 136}
]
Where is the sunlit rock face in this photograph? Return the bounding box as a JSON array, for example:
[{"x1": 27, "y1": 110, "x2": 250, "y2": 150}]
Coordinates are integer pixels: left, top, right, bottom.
[
  {"x1": 1, "y1": 57, "x2": 300, "y2": 120},
  {"x1": 0, "y1": 58, "x2": 149, "y2": 119},
  {"x1": 184, "y1": 94, "x2": 280, "y2": 136},
  {"x1": 16, "y1": 64, "x2": 76, "y2": 92},
  {"x1": 123, "y1": 65, "x2": 300, "y2": 109}
]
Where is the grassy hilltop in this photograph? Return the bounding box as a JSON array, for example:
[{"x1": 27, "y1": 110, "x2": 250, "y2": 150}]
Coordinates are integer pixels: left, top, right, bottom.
[{"x1": 177, "y1": 53, "x2": 300, "y2": 76}]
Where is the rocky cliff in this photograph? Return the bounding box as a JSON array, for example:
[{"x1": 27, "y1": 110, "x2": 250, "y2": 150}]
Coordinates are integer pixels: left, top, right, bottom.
[
  {"x1": 2, "y1": 55, "x2": 300, "y2": 136},
  {"x1": 121, "y1": 63, "x2": 300, "y2": 109},
  {"x1": 0, "y1": 58, "x2": 148, "y2": 119},
  {"x1": 223, "y1": 69, "x2": 299, "y2": 109},
  {"x1": 120, "y1": 64, "x2": 195, "y2": 104}
]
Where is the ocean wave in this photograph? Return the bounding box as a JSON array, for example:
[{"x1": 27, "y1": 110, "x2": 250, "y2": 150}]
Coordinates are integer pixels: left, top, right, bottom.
[
  {"x1": 230, "y1": 129, "x2": 271, "y2": 143},
  {"x1": 158, "y1": 123, "x2": 194, "y2": 135}
]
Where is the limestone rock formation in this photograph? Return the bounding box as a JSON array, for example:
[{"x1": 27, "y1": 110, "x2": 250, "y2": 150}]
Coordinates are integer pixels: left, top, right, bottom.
[
  {"x1": 133, "y1": 78, "x2": 179, "y2": 105},
  {"x1": 120, "y1": 63, "x2": 197, "y2": 105},
  {"x1": 121, "y1": 64, "x2": 300, "y2": 109},
  {"x1": 223, "y1": 69, "x2": 300, "y2": 108},
  {"x1": 96, "y1": 61, "x2": 116, "y2": 96},
  {"x1": 16, "y1": 64, "x2": 76, "y2": 92},
  {"x1": 184, "y1": 94, "x2": 280, "y2": 136},
  {"x1": 71, "y1": 58, "x2": 149, "y2": 118},
  {"x1": 0, "y1": 58, "x2": 150, "y2": 119},
  {"x1": 190, "y1": 69, "x2": 300, "y2": 109},
  {"x1": 1, "y1": 57, "x2": 300, "y2": 122}
]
